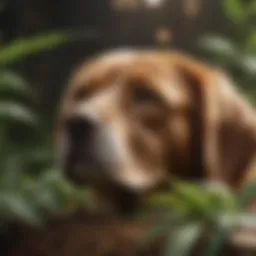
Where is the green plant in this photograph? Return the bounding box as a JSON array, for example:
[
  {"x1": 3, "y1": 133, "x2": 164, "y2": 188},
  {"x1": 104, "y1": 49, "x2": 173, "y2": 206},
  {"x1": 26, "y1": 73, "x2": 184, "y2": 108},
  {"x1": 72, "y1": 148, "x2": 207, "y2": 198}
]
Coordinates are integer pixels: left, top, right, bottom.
[
  {"x1": 141, "y1": 180, "x2": 256, "y2": 256},
  {"x1": 0, "y1": 32, "x2": 89, "y2": 226},
  {"x1": 198, "y1": 0, "x2": 256, "y2": 103}
]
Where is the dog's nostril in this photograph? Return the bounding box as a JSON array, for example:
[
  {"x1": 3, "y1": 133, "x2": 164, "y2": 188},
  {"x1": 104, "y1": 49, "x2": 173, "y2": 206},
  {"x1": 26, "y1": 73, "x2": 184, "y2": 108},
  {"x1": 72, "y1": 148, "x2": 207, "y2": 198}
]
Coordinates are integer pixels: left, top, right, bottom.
[{"x1": 66, "y1": 115, "x2": 95, "y2": 141}]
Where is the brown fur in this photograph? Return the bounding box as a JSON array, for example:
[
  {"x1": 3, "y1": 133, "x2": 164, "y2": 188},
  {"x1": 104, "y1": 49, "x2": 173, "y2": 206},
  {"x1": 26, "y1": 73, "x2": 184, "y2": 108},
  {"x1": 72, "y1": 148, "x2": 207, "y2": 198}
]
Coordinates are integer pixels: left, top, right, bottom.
[{"x1": 55, "y1": 49, "x2": 256, "y2": 214}]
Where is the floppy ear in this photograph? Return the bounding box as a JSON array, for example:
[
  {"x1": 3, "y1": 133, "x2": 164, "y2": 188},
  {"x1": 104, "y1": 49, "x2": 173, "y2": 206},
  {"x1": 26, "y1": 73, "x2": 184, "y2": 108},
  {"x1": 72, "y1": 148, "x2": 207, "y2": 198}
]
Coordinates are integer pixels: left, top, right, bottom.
[
  {"x1": 207, "y1": 73, "x2": 256, "y2": 189},
  {"x1": 174, "y1": 55, "x2": 256, "y2": 189}
]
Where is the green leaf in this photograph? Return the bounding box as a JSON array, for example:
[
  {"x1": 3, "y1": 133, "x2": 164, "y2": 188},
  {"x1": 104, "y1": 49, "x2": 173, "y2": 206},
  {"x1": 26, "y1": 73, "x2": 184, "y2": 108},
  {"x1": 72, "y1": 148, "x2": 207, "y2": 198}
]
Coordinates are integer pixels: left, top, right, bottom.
[
  {"x1": 139, "y1": 212, "x2": 187, "y2": 250},
  {"x1": 245, "y1": 32, "x2": 256, "y2": 52},
  {"x1": 0, "y1": 192, "x2": 42, "y2": 226},
  {"x1": 204, "y1": 183, "x2": 239, "y2": 212},
  {"x1": 198, "y1": 36, "x2": 238, "y2": 60},
  {"x1": 237, "y1": 213, "x2": 256, "y2": 230},
  {"x1": 245, "y1": 1, "x2": 256, "y2": 18},
  {"x1": 172, "y1": 182, "x2": 211, "y2": 215},
  {"x1": 239, "y1": 55, "x2": 256, "y2": 76},
  {"x1": 0, "y1": 31, "x2": 72, "y2": 65},
  {"x1": 222, "y1": 0, "x2": 247, "y2": 23},
  {"x1": 0, "y1": 101, "x2": 37, "y2": 124},
  {"x1": 147, "y1": 181, "x2": 238, "y2": 223},
  {"x1": 164, "y1": 223, "x2": 203, "y2": 256},
  {"x1": 204, "y1": 228, "x2": 228, "y2": 256},
  {"x1": 219, "y1": 212, "x2": 256, "y2": 230},
  {"x1": 34, "y1": 185, "x2": 62, "y2": 212},
  {"x1": 0, "y1": 71, "x2": 31, "y2": 96},
  {"x1": 146, "y1": 193, "x2": 189, "y2": 214}
]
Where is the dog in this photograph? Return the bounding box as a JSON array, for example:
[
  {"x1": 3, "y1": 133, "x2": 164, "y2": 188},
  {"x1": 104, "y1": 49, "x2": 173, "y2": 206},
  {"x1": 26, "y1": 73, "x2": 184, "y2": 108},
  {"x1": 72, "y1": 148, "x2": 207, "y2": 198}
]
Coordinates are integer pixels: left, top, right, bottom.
[{"x1": 54, "y1": 49, "x2": 256, "y2": 214}]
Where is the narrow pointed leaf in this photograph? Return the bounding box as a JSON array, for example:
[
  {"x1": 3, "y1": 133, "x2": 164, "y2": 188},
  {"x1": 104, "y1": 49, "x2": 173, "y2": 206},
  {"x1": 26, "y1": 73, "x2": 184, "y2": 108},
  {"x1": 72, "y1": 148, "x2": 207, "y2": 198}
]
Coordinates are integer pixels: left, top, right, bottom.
[
  {"x1": 198, "y1": 36, "x2": 237, "y2": 56},
  {"x1": 0, "y1": 101, "x2": 36, "y2": 124},
  {"x1": 164, "y1": 223, "x2": 203, "y2": 256},
  {"x1": 204, "y1": 228, "x2": 228, "y2": 256},
  {"x1": 0, "y1": 32, "x2": 71, "y2": 65},
  {"x1": 0, "y1": 193, "x2": 42, "y2": 226},
  {"x1": 0, "y1": 71, "x2": 31, "y2": 96}
]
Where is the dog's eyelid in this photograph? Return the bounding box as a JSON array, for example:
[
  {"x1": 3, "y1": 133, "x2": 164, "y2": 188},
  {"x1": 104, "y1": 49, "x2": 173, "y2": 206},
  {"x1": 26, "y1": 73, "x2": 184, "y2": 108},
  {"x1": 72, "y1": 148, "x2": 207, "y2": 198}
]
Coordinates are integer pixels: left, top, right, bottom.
[
  {"x1": 132, "y1": 84, "x2": 161, "y2": 104},
  {"x1": 73, "y1": 86, "x2": 93, "y2": 101}
]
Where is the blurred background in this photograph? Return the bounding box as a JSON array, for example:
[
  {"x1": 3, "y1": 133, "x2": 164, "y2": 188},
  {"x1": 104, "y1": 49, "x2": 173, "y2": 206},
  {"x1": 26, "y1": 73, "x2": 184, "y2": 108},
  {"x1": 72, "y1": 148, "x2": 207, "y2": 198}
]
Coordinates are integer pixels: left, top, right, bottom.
[{"x1": 0, "y1": 0, "x2": 256, "y2": 254}]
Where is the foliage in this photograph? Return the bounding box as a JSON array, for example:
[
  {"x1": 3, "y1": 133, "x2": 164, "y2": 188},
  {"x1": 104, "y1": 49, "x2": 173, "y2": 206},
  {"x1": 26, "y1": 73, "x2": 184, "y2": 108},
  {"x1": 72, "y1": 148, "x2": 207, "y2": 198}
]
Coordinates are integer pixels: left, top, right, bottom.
[
  {"x1": 0, "y1": 32, "x2": 89, "y2": 227},
  {"x1": 0, "y1": 32, "x2": 72, "y2": 65},
  {"x1": 141, "y1": 180, "x2": 256, "y2": 256},
  {"x1": 198, "y1": 0, "x2": 256, "y2": 103},
  {"x1": 0, "y1": 3, "x2": 256, "y2": 256}
]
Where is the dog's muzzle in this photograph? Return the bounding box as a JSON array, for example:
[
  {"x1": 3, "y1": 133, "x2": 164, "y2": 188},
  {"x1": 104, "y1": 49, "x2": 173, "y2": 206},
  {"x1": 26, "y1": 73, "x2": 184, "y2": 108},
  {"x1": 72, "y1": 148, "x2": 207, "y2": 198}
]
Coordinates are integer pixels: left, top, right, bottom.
[{"x1": 59, "y1": 114, "x2": 120, "y2": 186}]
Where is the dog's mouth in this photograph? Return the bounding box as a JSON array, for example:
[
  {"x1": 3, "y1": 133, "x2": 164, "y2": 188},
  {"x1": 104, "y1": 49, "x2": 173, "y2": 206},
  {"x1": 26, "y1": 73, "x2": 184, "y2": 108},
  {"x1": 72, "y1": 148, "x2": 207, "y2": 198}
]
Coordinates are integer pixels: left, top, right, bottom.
[
  {"x1": 102, "y1": 180, "x2": 172, "y2": 216},
  {"x1": 64, "y1": 167, "x2": 143, "y2": 215},
  {"x1": 105, "y1": 184, "x2": 143, "y2": 216}
]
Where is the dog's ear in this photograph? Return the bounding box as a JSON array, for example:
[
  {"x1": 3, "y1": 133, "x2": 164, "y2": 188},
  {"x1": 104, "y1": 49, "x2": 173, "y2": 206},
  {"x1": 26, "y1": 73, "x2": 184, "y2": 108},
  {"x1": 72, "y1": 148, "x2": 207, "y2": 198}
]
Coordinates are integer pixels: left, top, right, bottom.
[
  {"x1": 208, "y1": 73, "x2": 256, "y2": 188},
  {"x1": 173, "y1": 55, "x2": 256, "y2": 188}
]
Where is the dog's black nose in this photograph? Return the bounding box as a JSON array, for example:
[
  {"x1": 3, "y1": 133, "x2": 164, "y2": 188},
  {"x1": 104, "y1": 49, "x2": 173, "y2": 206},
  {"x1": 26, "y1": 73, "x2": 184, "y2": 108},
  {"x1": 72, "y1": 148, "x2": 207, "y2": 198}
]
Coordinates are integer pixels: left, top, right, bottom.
[{"x1": 66, "y1": 115, "x2": 96, "y2": 143}]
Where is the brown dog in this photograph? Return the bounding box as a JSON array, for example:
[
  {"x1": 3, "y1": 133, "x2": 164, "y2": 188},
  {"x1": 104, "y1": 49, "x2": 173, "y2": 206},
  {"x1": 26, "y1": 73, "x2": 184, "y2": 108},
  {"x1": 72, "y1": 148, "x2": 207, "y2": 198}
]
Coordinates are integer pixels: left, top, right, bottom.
[{"x1": 54, "y1": 49, "x2": 256, "y2": 214}]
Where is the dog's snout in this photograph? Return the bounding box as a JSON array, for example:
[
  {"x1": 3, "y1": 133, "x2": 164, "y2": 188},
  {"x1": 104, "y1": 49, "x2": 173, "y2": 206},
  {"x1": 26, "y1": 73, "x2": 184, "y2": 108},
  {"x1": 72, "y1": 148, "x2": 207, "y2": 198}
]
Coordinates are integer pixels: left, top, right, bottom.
[{"x1": 66, "y1": 115, "x2": 96, "y2": 142}]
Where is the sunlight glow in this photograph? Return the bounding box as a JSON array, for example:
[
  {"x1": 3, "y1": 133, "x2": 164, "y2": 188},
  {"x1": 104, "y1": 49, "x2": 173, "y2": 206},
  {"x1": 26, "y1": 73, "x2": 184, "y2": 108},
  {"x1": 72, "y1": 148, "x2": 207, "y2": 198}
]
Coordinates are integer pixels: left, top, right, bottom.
[{"x1": 144, "y1": 0, "x2": 165, "y2": 8}]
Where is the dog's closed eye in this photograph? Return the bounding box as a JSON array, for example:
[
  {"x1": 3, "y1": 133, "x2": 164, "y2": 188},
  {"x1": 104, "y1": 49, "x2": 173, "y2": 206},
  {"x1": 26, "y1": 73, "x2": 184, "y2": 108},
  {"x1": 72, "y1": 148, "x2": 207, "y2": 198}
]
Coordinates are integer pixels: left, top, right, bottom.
[
  {"x1": 128, "y1": 82, "x2": 167, "y2": 132},
  {"x1": 73, "y1": 87, "x2": 92, "y2": 101},
  {"x1": 131, "y1": 82, "x2": 160, "y2": 105}
]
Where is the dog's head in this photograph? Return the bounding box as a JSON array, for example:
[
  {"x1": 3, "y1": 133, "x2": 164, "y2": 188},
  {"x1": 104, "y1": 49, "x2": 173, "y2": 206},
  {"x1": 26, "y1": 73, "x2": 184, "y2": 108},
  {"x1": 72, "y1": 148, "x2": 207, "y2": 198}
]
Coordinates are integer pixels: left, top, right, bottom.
[{"x1": 55, "y1": 49, "x2": 256, "y2": 212}]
